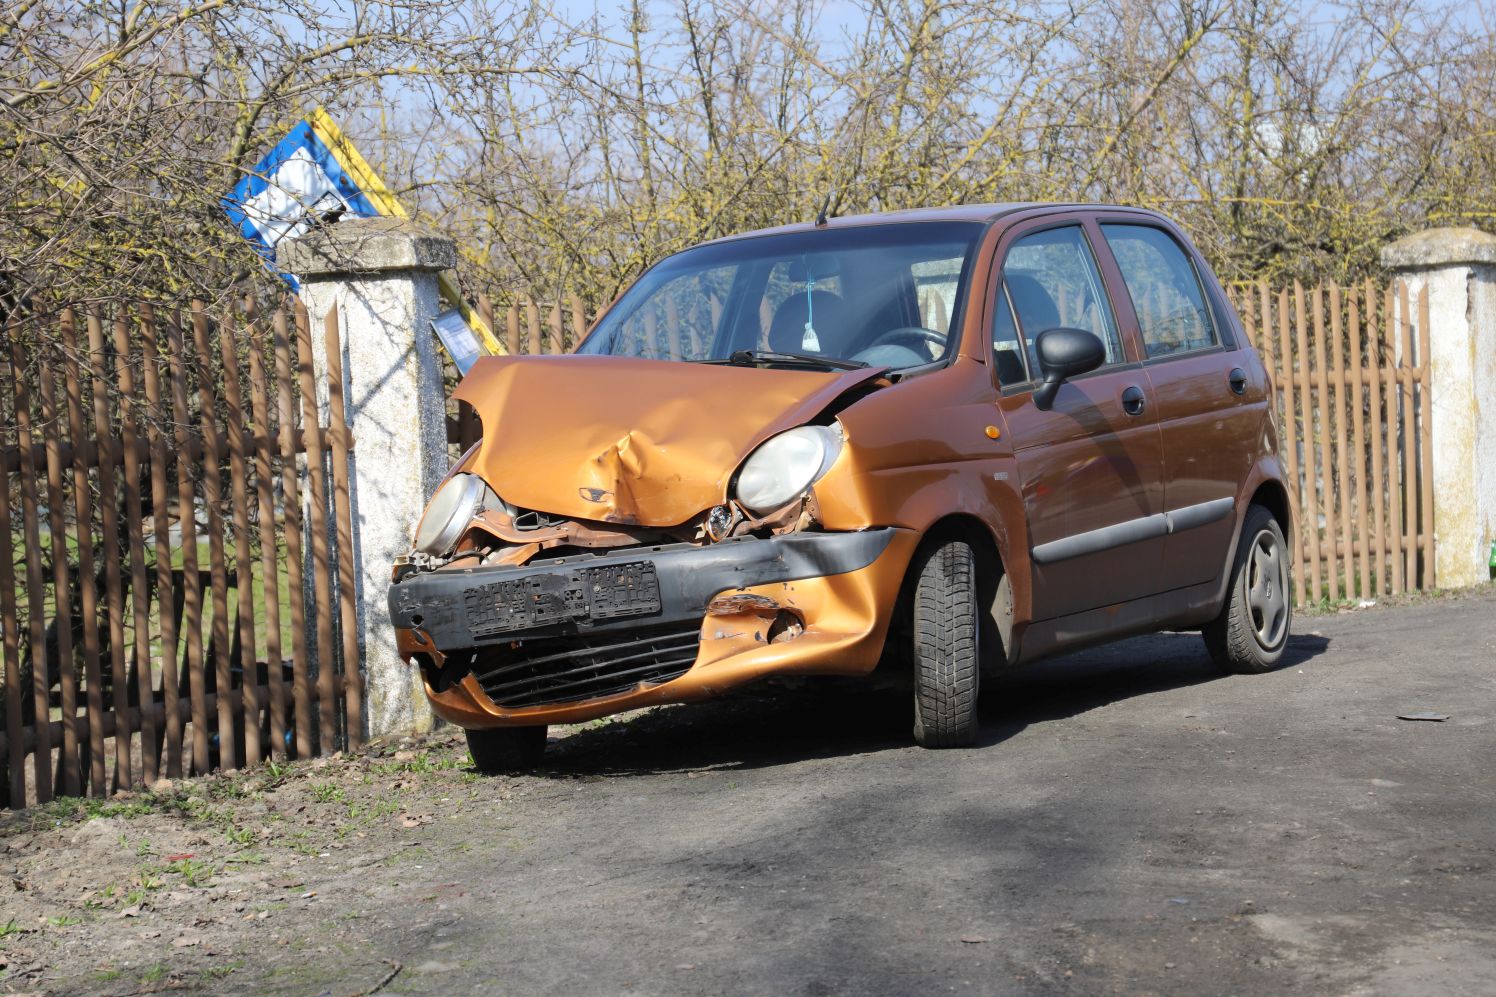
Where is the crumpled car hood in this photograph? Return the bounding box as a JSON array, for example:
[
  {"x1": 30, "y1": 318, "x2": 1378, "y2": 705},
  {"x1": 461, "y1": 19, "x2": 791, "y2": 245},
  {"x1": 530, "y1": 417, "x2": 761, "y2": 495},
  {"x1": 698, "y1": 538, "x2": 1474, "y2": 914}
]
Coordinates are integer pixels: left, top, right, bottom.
[{"x1": 452, "y1": 355, "x2": 885, "y2": 527}]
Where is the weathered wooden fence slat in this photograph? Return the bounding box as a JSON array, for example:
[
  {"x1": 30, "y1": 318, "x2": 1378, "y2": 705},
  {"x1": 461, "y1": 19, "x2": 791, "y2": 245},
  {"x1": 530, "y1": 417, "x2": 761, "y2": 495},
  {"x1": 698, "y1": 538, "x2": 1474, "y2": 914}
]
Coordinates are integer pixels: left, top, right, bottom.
[
  {"x1": 247, "y1": 310, "x2": 289, "y2": 762},
  {"x1": 324, "y1": 305, "x2": 365, "y2": 751},
  {"x1": 1347, "y1": 288, "x2": 1369, "y2": 599},
  {"x1": 140, "y1": 303, "x2": 184, "y2": 779},
  {"x1": 1417, "y1": 289, "x2": 1435, "y2": 590},
  {"x1": 220, "y1": 305, "x2": 261, "y2": 769},
  {"x1": 38, "y1": 321, "x2": 80, "y2": 798},
  {"x1": 1, "y1": 408, "x2": 23, "y2": 805},
  {"x1": 114, "y1": 311, "x2": 160, "y2": 786},
  {"x1": 192, "y1": 303, "x2": 237, "y2": 773},
  {"x1": 296, "y1": 303, "x2": 338, "y2": 754},
  {"x1": 13, "y1": 335, "x2": 56, "y2": 800}
]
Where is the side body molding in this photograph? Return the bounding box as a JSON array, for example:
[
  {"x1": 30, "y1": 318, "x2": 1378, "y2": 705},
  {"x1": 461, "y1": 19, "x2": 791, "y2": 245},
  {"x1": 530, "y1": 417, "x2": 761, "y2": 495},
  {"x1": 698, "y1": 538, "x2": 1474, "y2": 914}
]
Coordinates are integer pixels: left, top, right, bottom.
[{"x1": 1031, "y1": 497, "x2": 1235, "y2": 565}]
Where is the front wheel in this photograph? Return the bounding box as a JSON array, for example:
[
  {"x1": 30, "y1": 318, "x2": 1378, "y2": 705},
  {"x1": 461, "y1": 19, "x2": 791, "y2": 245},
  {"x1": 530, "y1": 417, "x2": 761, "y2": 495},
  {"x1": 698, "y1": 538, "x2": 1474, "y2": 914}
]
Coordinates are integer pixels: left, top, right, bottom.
[
  {"x1": 466, "y1": 725, "x2": 548, "y2": 774},
  {"x1": 911, "y1": 537, "x2": 981, "y2": 747},
  {"x1": 1204, "y1": 504, "x2": 1292, "y2": 673}
]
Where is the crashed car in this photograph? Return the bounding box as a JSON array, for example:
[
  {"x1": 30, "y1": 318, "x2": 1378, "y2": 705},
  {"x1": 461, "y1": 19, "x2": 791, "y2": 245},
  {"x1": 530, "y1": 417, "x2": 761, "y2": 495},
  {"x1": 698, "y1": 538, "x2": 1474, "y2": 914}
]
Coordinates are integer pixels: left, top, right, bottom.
[{"x1": 389, "y1": 203, "x2": 1292, "y2": 771}]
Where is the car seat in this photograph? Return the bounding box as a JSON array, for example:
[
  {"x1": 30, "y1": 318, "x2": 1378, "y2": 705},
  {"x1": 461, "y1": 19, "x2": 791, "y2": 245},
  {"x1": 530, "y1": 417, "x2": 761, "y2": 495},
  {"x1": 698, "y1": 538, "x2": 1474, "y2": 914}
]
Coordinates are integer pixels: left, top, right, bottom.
[
  {"x1": 1004, "y1": 273, "x2": 1061, "y2": 374},
  {"x1": 768, "y1": 290, "x2": 851, "y2": 354}
]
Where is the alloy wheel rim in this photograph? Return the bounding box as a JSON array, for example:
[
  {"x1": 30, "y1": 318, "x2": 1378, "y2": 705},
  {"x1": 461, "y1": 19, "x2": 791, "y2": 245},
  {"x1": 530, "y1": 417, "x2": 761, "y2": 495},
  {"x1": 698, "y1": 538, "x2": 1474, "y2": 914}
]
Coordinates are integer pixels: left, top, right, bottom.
[{"x1": 1246, "y1": 528, "x2": 1289, "y2": 648}]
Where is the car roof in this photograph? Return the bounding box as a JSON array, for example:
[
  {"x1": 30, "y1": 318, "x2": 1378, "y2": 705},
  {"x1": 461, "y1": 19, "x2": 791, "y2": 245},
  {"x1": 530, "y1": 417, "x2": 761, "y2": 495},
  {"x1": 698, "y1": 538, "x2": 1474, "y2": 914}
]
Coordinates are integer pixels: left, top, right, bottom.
[{"x1": 700, "y1": 202, "x2": 1164, "y2": 245}]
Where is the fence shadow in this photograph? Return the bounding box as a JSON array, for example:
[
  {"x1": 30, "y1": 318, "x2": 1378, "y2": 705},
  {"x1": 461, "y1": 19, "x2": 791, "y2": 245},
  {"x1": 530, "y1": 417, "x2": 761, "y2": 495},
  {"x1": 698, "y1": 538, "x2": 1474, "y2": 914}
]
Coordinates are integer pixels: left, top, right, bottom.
[{"x1": 520, "y1": 630, "x2": 1332, "y2": 778}]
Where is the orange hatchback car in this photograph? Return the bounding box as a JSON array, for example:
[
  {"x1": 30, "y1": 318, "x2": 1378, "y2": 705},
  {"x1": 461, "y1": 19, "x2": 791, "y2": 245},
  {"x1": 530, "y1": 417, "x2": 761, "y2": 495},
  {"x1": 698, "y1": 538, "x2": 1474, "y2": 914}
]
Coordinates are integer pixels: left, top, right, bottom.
[{"x1": 388, "y1": 204, "x2": 1292, "y2": 771}]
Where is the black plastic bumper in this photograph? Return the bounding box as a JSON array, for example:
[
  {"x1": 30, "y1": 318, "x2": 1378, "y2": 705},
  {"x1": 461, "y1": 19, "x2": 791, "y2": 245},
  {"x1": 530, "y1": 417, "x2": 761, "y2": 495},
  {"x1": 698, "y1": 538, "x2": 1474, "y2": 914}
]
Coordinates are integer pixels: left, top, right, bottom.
[{"x1": 387, "y1": 529, "x2": 897, "y2": 650}]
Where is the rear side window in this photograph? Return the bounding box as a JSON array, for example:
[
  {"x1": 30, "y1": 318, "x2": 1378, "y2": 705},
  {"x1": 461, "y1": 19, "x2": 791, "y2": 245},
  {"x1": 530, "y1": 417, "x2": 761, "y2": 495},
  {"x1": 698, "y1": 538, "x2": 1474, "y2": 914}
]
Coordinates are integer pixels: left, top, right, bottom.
[
  {"x1": 1001, "y1": 226, "x2": 1125, "y2": 367},
  {"x1": 1101, "y1": 225, "x2": 1218, "y2": 359}
]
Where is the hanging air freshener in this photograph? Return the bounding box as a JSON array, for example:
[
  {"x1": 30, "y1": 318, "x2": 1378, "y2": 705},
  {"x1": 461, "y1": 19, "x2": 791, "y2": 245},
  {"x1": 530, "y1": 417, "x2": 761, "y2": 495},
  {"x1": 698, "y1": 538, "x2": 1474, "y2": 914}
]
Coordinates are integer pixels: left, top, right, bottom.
[{"x1": 802, "y1": 272, "x2": 820, "y2": 351}]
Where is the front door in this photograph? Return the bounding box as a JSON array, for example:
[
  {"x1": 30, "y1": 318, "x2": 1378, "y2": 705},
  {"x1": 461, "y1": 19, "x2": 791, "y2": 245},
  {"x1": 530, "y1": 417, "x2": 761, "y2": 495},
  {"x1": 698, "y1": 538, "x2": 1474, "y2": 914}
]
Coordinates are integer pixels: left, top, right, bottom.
[{"x1": 992, "y1": 220, "x2": 1167, "y2": 621}]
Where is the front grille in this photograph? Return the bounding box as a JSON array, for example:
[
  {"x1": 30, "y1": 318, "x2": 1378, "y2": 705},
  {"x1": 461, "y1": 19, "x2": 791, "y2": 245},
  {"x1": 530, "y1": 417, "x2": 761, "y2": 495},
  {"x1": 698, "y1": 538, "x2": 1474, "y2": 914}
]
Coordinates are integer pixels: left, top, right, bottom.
[{"x1": 470, "y1": 622, "x2": 701, "y2": 709}]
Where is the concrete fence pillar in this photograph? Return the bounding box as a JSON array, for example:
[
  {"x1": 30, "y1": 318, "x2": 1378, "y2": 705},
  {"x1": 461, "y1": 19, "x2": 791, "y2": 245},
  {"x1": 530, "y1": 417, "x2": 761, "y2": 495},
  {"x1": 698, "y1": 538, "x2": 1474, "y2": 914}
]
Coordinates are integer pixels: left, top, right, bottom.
[
  {"x1": 280, "y1": 217, "x2": 454, "y2": 739},
  {"x1": 1382, "y1": 227, "x2": 1496, "y2": 589}
]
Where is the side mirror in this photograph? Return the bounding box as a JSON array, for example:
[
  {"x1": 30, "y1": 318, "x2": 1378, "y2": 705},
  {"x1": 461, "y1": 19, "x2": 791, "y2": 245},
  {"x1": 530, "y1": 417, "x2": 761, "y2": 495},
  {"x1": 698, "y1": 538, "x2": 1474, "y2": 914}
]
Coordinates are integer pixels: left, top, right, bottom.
[{"x1": 1032, "y1": 327, "x2": 1106, "y2": 410}]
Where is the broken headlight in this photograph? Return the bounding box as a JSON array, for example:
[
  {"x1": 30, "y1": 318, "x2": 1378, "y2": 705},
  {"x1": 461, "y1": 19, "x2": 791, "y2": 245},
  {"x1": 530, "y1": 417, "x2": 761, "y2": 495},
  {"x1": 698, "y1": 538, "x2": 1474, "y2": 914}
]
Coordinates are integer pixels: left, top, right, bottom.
[
  {"x1": 413, "y1": 472, "x2": 488, "y2": 556},
  {"x1": 733, "y1": 424, "x2": 843, "y2": 514}
]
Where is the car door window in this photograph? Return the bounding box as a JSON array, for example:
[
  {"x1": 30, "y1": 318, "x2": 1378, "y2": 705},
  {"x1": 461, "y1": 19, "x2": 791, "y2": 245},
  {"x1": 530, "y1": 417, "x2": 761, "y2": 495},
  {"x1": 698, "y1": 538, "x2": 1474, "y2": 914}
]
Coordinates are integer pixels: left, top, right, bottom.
[
  {"x1": 1101, "y1": 224, "x2": 1218, "y2": 358},
  {"x1": 1001, "y1": 226, "x2": 1125, "y2": 370}
]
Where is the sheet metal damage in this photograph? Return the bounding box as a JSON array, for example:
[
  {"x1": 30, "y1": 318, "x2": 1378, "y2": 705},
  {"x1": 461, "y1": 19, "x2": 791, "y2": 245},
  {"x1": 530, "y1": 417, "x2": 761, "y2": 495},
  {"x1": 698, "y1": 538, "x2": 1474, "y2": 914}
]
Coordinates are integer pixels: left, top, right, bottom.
[{"x1": 390, "y1": 353, "x2": 917, "y2": 728}]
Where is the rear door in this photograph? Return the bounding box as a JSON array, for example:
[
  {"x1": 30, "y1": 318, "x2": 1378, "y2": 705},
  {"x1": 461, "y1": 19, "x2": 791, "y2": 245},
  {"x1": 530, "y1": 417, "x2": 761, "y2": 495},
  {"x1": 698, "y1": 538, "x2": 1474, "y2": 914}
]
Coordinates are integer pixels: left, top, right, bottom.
[
  {"x1": 993, "y1": 217, "x2": 1168, "y2": 620},
  {"x1": 1094, "y1": 218, "x2": 1261, "y2": 590}
]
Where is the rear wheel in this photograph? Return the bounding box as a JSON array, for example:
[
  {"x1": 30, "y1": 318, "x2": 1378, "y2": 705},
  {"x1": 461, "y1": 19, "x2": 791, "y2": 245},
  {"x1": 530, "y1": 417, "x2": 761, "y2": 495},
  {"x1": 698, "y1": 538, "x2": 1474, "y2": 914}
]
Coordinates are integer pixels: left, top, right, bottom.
[
  {"x1": 466, "y1": 725, "x2": 548, "y2": 774},
  {"x1": 1204, "y1": 504, "x2": 1292, "y2": 673},
  {"x1": 911, "y1": 537, "x2": 981, "y2": 747}
]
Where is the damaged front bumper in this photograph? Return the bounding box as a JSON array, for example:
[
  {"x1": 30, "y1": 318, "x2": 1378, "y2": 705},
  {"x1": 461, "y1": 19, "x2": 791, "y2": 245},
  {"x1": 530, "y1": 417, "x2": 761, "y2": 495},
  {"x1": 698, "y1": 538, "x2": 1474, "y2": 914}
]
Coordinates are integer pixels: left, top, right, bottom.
[{"x1": 388, "y1": 527, "x2": 913, "y2": 727}]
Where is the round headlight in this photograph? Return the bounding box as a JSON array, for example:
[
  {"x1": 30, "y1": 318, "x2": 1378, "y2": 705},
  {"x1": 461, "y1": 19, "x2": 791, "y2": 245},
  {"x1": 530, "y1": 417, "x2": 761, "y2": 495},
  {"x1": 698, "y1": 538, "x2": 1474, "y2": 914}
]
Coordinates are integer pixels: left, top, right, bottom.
[
  {"x1": 733, "y1": 424, "x2": 843, "y2": 514},
  {"x1": 413, "y1": 472, "x2": 486, "y2": 555}
]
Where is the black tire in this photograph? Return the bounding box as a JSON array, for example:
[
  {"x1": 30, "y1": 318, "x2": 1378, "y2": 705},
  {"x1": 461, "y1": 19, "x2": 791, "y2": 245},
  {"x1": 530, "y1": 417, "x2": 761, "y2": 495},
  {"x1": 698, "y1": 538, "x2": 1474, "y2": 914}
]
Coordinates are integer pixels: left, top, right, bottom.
[
  {"x1": 911, "y1": 537, "x2": 981, "y2": 747},
  {"x1": 1204, "y1": 504, "x2": 1292, "y2": 674},
  {"x1": 466, "y1": 725, "x2": 548, "y2": 774}
]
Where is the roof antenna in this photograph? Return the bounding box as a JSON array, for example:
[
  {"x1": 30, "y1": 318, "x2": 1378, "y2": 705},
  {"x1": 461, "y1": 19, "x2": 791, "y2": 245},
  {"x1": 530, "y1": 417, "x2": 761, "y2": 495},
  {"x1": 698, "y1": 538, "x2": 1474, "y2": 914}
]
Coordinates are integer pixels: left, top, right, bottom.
[{"x1": 814, "y1": 189, "x2": 835, "y2": 227}]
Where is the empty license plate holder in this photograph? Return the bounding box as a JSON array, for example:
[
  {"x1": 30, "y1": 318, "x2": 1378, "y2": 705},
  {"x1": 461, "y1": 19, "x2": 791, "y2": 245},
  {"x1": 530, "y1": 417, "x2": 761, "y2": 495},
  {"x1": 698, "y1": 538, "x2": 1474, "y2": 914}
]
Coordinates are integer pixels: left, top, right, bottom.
[{"x1": 465, "y1": 561, "x2": 662, "y2": 637}]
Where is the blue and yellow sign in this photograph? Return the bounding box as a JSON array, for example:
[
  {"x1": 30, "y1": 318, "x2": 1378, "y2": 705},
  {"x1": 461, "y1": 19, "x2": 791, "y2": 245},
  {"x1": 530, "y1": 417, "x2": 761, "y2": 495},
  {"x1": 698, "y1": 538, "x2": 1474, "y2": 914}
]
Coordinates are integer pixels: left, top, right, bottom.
[{"x1": 222, "y1": 108, "x2": 502, "y2": 355}]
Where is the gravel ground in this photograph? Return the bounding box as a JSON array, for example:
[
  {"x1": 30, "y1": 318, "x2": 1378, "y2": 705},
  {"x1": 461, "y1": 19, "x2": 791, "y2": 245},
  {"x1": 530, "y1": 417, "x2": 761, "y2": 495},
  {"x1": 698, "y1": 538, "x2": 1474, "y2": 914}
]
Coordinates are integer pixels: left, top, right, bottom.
[{"x1": 2, "y1": 588, "x2": 1494, "y2": 996}]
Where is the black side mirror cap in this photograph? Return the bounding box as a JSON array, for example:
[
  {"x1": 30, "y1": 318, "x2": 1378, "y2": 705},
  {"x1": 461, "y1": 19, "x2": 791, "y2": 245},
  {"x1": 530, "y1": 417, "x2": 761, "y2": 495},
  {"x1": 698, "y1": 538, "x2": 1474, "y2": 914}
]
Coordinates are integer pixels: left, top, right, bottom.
[{"x1": 1032, "y1": 327, "x2": 1107, "y2": 410}]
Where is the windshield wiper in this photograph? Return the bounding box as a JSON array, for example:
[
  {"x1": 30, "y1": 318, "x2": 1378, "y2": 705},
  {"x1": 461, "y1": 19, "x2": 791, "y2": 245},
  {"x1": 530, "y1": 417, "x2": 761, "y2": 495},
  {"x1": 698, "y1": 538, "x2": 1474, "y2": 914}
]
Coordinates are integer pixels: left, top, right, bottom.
[{"x1": 704, "y1": 350, "x2": 868, "y2": 371}]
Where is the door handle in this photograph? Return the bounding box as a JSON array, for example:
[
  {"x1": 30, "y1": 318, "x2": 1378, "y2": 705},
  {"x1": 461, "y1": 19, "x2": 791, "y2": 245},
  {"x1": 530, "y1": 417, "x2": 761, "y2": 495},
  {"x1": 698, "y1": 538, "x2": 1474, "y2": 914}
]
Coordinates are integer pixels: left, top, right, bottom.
[
  {"x1": 1121, "y1": 385, "x2": 1146, "y2": 416},
  {"x1": 1229, "y1": 367, "x2": 1248, "y2": 395}
]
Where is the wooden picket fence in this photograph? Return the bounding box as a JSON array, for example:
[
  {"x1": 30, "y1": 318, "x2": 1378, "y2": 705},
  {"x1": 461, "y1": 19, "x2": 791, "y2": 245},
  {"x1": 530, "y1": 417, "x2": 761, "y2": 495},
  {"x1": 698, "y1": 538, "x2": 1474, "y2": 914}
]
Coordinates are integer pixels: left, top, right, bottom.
[
  {"x1": 1230, "y1": 279, "x2": 1433, "y2": 606},
  {"x1": 1, "y1": 299, "x2": 361, "y2": 810},
  {"x1": 478, "y1": 293, "x2": 593, "y2": 357}
]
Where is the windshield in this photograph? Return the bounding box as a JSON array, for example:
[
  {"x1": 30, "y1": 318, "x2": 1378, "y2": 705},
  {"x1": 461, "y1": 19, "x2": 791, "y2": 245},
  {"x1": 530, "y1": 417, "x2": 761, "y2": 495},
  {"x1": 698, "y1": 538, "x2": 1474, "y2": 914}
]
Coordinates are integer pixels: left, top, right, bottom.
[{"x1": 576, "y1": 222, "x2": 983, "y2": 371}]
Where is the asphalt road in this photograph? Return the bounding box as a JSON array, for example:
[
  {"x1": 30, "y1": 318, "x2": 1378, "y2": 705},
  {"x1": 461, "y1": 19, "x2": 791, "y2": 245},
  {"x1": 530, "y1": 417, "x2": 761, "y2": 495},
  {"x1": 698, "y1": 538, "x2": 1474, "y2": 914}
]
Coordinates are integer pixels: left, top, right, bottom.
[{"x1": 306, "y1": 588, "x2": 1495, "y2": 997}]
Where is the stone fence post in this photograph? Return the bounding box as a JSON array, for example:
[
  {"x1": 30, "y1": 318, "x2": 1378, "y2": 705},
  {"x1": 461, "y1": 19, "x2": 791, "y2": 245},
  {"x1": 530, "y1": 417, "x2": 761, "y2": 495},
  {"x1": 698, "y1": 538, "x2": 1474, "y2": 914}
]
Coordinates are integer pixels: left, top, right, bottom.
[
  {"x1": 280, "y1": 217, "x2": 453, "y2": 739},
  {"x1": 1382, "y1": 227, "x2": 1496, "y2": 589}
]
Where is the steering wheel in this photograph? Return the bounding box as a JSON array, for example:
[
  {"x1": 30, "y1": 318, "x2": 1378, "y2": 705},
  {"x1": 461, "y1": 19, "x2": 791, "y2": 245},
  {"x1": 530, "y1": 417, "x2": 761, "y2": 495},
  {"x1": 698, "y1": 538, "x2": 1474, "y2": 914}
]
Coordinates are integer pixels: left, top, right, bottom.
[{"x1": 871, "y1": 326, "x2": 948, "y2": 354}]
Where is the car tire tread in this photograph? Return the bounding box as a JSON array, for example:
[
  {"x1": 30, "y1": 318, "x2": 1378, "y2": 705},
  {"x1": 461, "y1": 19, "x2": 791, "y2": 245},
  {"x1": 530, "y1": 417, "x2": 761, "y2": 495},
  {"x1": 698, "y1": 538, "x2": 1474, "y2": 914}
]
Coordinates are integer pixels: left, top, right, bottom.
[{"x1": 912, "y1": 537, "x2": 980, "y2": 748}]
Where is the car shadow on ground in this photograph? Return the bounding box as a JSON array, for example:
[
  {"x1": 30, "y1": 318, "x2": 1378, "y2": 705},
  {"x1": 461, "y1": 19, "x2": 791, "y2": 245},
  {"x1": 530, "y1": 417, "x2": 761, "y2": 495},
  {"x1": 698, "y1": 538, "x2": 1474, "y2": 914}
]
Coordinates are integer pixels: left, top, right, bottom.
[
  {"x1": 976, "y1": 630, "x2": 1331, "y2": 748},
  {"x1": 527, "y1": 630, "x2": 1332, "y2": 777}
]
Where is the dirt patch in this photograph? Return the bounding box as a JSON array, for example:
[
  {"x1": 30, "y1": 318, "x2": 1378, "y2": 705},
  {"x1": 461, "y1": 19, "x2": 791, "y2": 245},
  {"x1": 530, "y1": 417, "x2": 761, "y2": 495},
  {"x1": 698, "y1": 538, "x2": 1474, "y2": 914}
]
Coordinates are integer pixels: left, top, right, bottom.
[{"x1": 0, "y1": 728, "x2": 518, "y2": 994}]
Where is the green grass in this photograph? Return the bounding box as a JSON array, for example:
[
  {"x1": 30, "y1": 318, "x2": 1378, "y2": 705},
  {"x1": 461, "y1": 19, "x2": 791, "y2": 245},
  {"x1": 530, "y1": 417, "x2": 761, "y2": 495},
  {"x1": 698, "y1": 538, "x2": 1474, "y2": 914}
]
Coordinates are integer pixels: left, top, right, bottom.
[
  {"x1": 168, "y1": 857, "x2": 216, "y2": 887},
  {"x1": 201, "y1": 960, "x2": 244, "y2": 981},
  {"x1": 311, "y1": 782, "x2": 345, "y2": 803},
  {"x1": 34, "y1": 795, "x2": 160, "y2": 825},
  {"x1": 369, "y1": 749, "x2": 467, "y2": 776}
]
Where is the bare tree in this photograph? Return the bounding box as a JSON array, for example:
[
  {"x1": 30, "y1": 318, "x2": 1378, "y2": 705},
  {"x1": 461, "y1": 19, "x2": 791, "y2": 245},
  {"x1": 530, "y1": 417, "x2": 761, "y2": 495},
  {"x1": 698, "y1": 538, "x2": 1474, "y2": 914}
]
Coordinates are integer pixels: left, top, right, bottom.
[
  {"x1": 3, "y1": 0, "x2": 1493, "y2": 313},
  {"x1": 0, "y1": 0, "x2": 585, "y2": 310}
]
